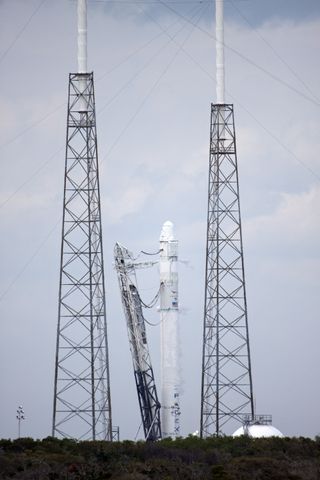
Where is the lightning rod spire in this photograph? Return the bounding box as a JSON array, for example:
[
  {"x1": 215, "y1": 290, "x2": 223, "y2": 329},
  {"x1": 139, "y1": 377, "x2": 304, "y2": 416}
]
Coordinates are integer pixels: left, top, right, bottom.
[
  {"x1": 78, "y1": 0, "x2": 87, "y2": 73},
  {"x1": 216, "y1": 0, "x2": 225, "y2": 103}
]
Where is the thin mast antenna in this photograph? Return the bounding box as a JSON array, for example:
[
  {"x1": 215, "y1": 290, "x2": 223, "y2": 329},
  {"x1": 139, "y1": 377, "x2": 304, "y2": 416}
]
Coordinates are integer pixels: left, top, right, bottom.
[
  {"x1": 78, "y1": 0, "x2": 87, "y2": 73},
  {"x1": 216, "y1": 0, "x2": 225, "y2": 104}
]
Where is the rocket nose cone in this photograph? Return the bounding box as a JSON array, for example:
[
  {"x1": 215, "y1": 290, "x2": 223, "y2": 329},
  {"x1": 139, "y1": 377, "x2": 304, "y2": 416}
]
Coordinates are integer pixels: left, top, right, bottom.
[{"x1": 160, "y1": 221, "x2": 174, "y2": 241}]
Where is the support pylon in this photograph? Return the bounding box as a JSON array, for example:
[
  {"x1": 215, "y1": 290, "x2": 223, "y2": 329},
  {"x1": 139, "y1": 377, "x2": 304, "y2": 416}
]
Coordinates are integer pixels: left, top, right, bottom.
[
  {"x1": 52, "y1": 72, "x2": 112, "y2": 440},
  {"x1": 200, "y1": 103, "x2": 254, "y2": 437}
]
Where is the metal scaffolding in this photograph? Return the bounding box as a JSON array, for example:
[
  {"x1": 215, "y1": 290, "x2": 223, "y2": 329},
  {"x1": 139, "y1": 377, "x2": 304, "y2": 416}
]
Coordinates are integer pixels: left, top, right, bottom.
[
  {"x1": 200, "y1": 103, "x2": 254, "y2": 437},
  {"x1": 114, "y1": 243, "x2": 162, "y2": 442},
  {"x1": 52, "y1": 72, "x2": 112, "y2": 440}
]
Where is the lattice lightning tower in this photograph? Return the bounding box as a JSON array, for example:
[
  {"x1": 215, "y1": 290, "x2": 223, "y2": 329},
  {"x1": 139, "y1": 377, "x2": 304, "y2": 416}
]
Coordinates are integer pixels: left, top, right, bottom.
[
  {"x1": 200, "y1": 0, "x2": 254, "y2": 437},
  {"x1": 52, "y1": 0, "x2": 112, "y2": 440}
]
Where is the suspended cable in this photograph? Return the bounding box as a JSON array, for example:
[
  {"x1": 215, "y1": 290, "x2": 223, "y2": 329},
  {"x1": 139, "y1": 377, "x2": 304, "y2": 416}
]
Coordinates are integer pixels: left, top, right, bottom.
[
  {"x1": 145, "y1": 3, "x2": 320, "y2": 183},
  {"x1": 0, "y1": 4, "x2": 200, "y2": 210},
  {"x1": 0, "y1": 3, "x2": 195, "y2": 151},
  {"x1": 144, "y1": 306, "x2": 174, "y2": 327},
  {"x1": 0, "y1": 0, "x2": 47, "y2": 65},
  {"x1": 141, "y1": 249, "x2": 162, "y2": 256},
  {"x1": 144, "y1": 315, "x2": 162, "y2": 327},
  {"x1": 102, "y1": 1, "x2": 209, "y2": 161},
  {"x1": 0, "y1": 103, "x2": 64, "y2": 151},
  {"x1": 0, "y1": 3, "x2": 201, "y2": 214},
  {"x1": 231, "y1": 94, "x2": 320, "y2": 182},
  {"x1": 134, "y1": 421, "x2": 143, "y2": 441},
  {"x1": 158, "y1": 0, "x2": 320, "y2": 107},
  {"x1": 0, "y1": 217, "x2": 61, "y2": 301},
  {"x1": 2, "y1": 0, "x2": 318, "y2": 293},
  {"x1": 229, "y1": 0, "x2": 319, "y2": 104},
  {"x1": 89, "y1": 0, "x2": 210, "y2": 3},
  {"x1": 3, "y1": 0, "x2": 317, "y2": 212},
  {"x1": 96, "y1": 11, "x2": 187, "y2": 82},
  {"x1": 0, "y1": 145, "x2": 64, "y2": 211},
  {"x1": 138, "y1": 284, "x2": 162, "y2": 309},
  {"x1": 87, "y1": 0, "x2": 251, "y2": 3},
  {"x1": 97, "y1": 2, "x2": 203, "y2": 114}
]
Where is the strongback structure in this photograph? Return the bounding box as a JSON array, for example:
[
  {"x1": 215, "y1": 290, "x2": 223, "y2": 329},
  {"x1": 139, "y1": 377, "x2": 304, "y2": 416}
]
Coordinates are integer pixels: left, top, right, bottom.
[
  {"x1": 114, "y1": 243, "x2": 162, "y2": 442},
  {"x1": 200, "y1": 0, "x2": 254, "y2": 437},
  {"x1": 52, "y1": 0, "x2": 112, "y2": 440}
]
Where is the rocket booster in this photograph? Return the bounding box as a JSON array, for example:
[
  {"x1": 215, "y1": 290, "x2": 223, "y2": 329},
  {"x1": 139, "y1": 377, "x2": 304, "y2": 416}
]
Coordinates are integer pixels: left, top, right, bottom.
[{"x1": 159, "y1": 221, "x2": 180, "y2": 438}]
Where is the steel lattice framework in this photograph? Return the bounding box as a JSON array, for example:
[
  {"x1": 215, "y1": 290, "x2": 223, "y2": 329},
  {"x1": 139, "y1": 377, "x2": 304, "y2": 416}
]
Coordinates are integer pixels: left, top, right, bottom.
[
  {"x1": 52, "y1": 72, "x2": 112, "y2": 440},
  {"x1": 200, "y1": 103, "x2": 254, "y2": 437},
  {"x1": 114, "y1": 243, "x2": 162, "y2": 442}
]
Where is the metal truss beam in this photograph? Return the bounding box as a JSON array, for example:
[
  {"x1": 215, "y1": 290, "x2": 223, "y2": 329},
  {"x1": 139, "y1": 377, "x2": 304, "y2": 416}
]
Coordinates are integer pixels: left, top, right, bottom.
[
  {"x1": 114, "y1": 243, "x2": 162, "y2": 442},
  {"x1": 200, "y1": 103, "x2": 254, "y2": 437},
  {"x1": 52, "y1": 72, "x2": 112, "y2": 440}
]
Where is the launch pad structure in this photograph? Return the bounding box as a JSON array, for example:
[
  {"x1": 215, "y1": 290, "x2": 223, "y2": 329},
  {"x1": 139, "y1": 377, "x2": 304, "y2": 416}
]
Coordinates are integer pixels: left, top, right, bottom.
[
  {"x1": 52, "y1": 0, "x2": 112, "y2": 440},
  {"x1": 114, "y1": 244, "x2": 162, "y2": 442},
  {"x1": 114, "y1": 220, "x2": 181, "y2": 441},
  {"x1": 50, "y1": 0, "x2": 256, "y2": 441},
  {"x1": 200, "y1": 0, "x2": 254, "y2": 437}
]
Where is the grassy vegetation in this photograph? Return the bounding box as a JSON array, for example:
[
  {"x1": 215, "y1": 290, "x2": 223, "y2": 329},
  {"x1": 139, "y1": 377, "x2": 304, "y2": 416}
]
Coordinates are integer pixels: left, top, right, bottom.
[{"x1": 0, "y1": 435, "x2": 319, "y2": 479}]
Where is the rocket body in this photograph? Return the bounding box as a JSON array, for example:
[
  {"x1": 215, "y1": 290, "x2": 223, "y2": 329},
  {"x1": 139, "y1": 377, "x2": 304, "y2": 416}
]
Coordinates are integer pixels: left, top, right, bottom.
[{"x1": 159, "y1": 221, "x2": 180, "y2": 438}]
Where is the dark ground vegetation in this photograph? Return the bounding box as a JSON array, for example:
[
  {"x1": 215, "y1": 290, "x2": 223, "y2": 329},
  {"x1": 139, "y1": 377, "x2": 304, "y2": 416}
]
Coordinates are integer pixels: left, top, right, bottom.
[{"x1": 0, "y1": 435, "x2": 320, "y2": 479}]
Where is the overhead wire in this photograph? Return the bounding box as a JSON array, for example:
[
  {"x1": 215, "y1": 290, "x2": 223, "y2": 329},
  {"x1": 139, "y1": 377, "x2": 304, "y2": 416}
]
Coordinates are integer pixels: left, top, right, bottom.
[
  {"x1": 3, "y1": 0, "x2": 316, "y2": 155},
  {"x1": 141, "y1": 249, "x2": 162, "y2": 256},
  {"x1": 90, "y1": 0, "x2": 210, "y2": 3},
  {"x1": 0, "y1": 103, "x2": 65, "y2": 151},
  {"x1": 97, "y1": 2, "x2": 202, "y2": 114},
  {"x1": 2, "y1": 0, "x2": 319, "y2": 301},
  {"x1": 229, "y1": 0, "x2": 319, "y2": 104},
  {"x1": 0, "y1": 217, "x2": 61, "y2": 301},
  {"x1": 88, "y1": 0, "x2": 248, "y2": 3},
  {"x1": 152, "y1": 0, "x2": 320, "y2": 182},
  {"x1": 143, "y1": 303, "x2": 175, "y2": 327},
  {"x1": 0, "y1": 145, "x2": 64, "y2": 211},
  {"x1": 5, "y1": 0, "x2": 315, "y2": 211},
  {"x1": 0, "y1": 2, "x2": 207, "y2": 301},
  {"x1": 157, "y1": 0, "x2": 320, "y2": 107},
  {"x1": 230, "y1": 96, "x2": 320, "y2": 182},
  {"x1": 138, "y1": 284, "x2": 161, "y2": 309},
  {"x1": 101, "y1": 1, "x2": 209, "y2": 161},
  {"x1": 0, "y1": 2, "x2": 199, "y2": 210},
  {"x1": 0, "y1": 0, "x2": 47, "y2": 65},
  {"x1": 96, "y1": 12, "x2": 188, "y2": 82},
  {"x1": 0, "y1": 0, "x2": 197, "y2": 152}
]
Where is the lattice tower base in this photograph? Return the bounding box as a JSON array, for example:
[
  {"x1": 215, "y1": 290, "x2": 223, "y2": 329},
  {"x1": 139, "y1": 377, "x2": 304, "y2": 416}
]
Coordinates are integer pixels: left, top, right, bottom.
[
  {"x1": 52, "y1": 72, "x2": 112, "y2": 440},
  {"x1": 200, "y1": 103, "x2": 254, "y2": 437}
]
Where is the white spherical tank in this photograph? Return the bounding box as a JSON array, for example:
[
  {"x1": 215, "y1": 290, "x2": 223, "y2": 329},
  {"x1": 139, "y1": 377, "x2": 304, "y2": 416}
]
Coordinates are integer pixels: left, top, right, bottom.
[{"x1": 233, "y1": 424, "x2": 284, "y2": 438}]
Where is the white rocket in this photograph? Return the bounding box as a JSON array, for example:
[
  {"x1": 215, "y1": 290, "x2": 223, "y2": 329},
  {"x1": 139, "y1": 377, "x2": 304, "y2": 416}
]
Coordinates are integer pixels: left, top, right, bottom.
[{"x1": 159, "y1": 221, "x2": 180, "y2": 438}]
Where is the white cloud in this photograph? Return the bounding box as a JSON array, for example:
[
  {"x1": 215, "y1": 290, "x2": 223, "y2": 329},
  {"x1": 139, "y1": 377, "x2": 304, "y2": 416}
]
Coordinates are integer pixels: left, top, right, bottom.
[
  {"x1": 104, "y1": 178, "x2": 154, "y2": 224},
  {"x1": 244, "y1": 185, "x2": 320, "y2": 254}
]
